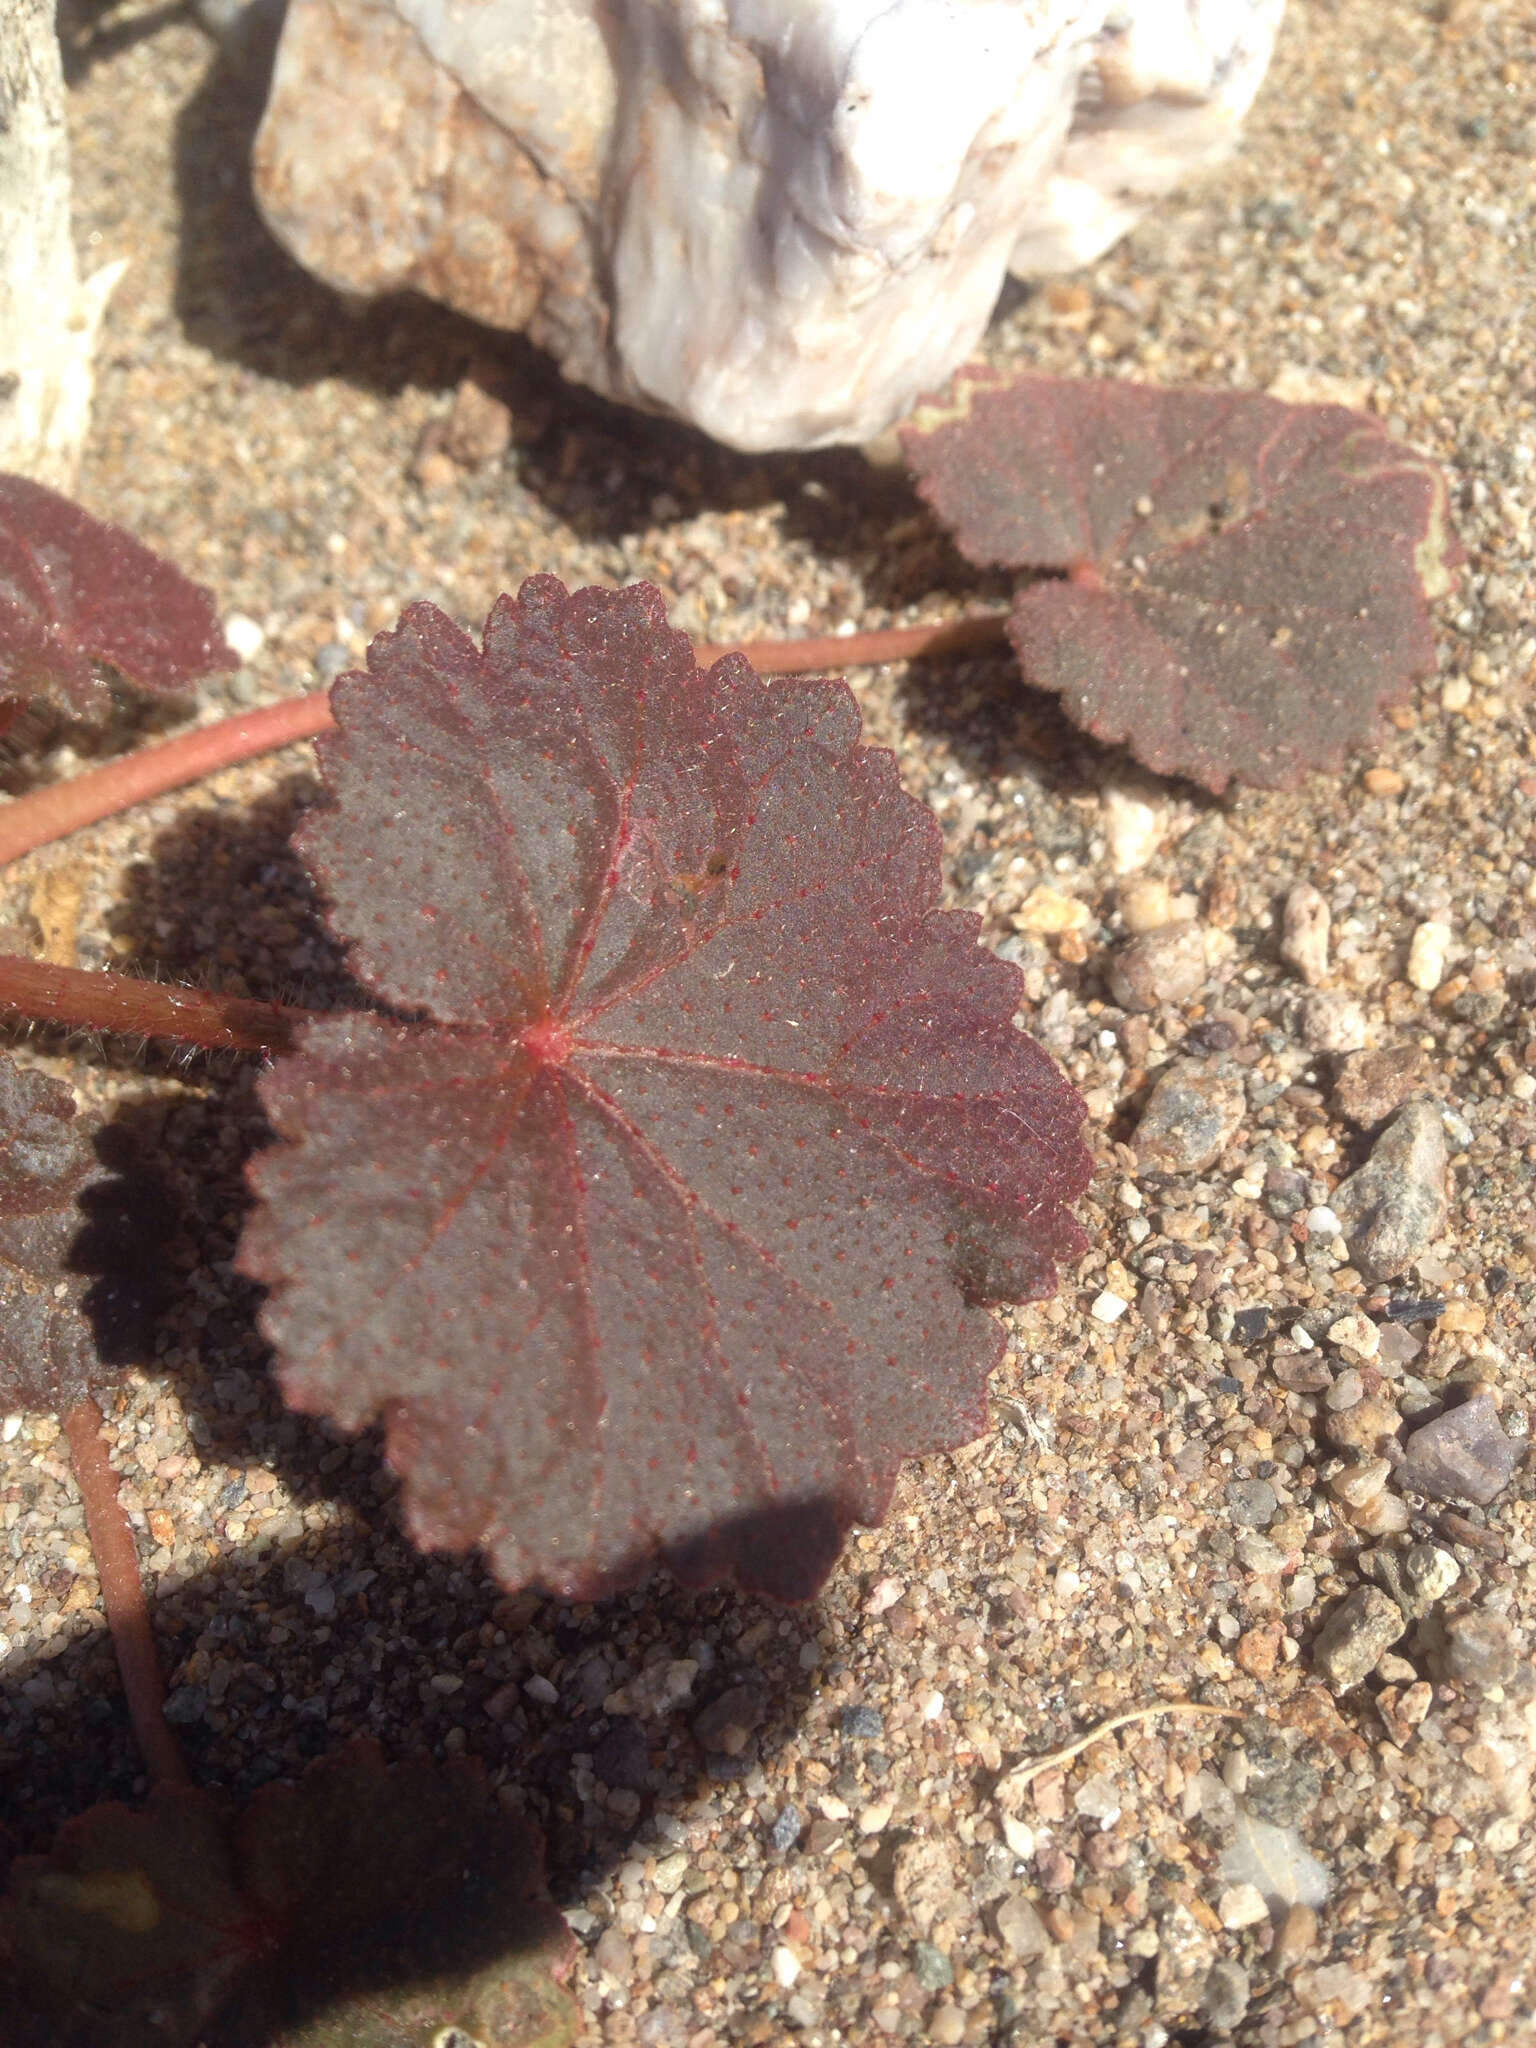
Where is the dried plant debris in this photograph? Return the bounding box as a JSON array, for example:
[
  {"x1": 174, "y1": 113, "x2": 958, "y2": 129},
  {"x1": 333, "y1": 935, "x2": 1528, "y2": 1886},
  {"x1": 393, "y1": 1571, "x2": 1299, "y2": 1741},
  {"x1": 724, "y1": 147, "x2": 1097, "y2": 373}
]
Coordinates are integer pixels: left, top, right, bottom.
[
  {"x1": 900, "y1": 369, "x2": 1460, "y2": 792},
  {"x1": 0, "y1": 1740, "x2": 579, "y2": 2048},
  {"x1": 239, "y1": 576, "x2": 1091, "y2": 1603},
  {"x1": 0, "y1": 473, "x2": 231, "y2": 731}
]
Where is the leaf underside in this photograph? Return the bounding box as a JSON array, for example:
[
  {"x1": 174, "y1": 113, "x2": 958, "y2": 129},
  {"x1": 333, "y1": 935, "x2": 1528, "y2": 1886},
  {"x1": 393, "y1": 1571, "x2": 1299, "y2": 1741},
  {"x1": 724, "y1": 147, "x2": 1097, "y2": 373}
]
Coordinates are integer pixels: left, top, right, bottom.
[
  {"x1": 0, "y1": 1739, "x2": 579, "y2": 2048},
  {"x1": 900, "y1": 370, "x2": 1461, "y2": 793},
  {"x1": 0, "y1": 472, "x2": 232, "y2": 719},
  {"x1": 240, "y1": 576, "x2": 1090, "y2": 1601}
]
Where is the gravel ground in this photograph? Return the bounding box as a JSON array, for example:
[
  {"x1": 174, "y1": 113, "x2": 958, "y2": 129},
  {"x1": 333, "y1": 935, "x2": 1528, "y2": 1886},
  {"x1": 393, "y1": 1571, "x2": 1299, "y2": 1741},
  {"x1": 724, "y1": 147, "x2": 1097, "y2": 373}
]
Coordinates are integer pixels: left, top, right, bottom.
[{"x1": 3, "y1": 2, "x2": 1535, "y2": 2043}]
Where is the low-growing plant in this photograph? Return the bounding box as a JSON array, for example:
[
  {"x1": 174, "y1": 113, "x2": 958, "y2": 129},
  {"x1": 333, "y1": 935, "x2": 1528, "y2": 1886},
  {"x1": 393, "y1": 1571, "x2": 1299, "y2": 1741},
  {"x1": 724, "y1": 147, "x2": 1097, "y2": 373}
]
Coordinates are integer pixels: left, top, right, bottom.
[{"x1": 0, "y1": 366, "x2": 1459, "y2": 2040}]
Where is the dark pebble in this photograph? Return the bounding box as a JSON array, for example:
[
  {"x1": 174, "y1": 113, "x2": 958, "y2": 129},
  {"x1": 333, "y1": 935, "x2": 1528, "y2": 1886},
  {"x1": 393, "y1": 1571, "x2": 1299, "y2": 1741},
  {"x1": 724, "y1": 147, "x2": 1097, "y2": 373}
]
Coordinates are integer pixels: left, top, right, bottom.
[
  {"x1": 1232, "y1": 1306, "x2": 1272, "y2": 1345},
  {"x1": 840, "y1": 1703, "x2": 885, "y2": 1741}
]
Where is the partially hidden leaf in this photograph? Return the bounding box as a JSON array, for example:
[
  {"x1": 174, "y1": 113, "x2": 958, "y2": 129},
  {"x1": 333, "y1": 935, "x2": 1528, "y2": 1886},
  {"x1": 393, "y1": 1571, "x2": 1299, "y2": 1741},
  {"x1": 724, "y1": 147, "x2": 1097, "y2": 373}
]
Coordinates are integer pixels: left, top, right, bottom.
[
  {"x1": 0, "y1": 473, "x2": 232, "y2": 724},
  {"x1": 900, "y1": 369, "x2": 1461, "y2": 792},
  {"x1": 239, "y1": 576, "x2": 1091, "y2": 1602},
  {"x1": 0, "y1": 1740, "x2": 579, "y2": 2048},
  {"x1": 0, "y1": 1055, "x2": 105, "y2": 1414}
]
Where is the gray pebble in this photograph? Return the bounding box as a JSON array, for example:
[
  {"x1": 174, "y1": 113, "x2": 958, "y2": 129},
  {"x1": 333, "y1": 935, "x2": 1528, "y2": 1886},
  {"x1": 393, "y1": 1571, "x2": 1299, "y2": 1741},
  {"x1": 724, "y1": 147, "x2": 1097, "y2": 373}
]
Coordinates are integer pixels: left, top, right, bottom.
[
  {"x1": 770, "y1": 1802, "x2": 804, "y2": 1852},
  {"x1": 1134, "y1": 1058, "x2": 1246, "y2": 1173},
  {"x1": 1439, "y1": 1611, "x2": 1519, "y2": 1690},
  {"x1": 1330, "y1": 1099, "x2": 1448, "y2": 1281},
  {"x1": 912, "y1": 1940, "x2": 954, "y2": 1989},
  {"x1": 840, "y1": 1703, "x2": 885, "y2": 1741},
  {"x1": 1225, "y1": 1478, "x2": 1279, "y2": 1528},
  {"x1": 693, "y1": 1679, "x2": 768, "y2": 1754},
  {"x1": 1312, "y1": 1585, "x2": 1406, "y2": 1690},
  {"x1": 1397, "y1": 1391, "x2": 1524, "y2": 1505},
  {"x1": 315, "y1": 640, "x2": 353, "y2": 681},
  {"x1": 1201, "y1": 1958, "x2": 1252, "y2": 2031},
  {"x1": 1244, "y1": 1758, "x2": 1322, "y2": 1829}
]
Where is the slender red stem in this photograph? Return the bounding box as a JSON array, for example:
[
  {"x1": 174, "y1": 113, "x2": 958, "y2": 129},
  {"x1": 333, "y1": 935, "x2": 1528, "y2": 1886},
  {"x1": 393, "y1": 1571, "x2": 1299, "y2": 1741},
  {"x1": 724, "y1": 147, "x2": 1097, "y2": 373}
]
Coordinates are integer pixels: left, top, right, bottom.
[
  {"x1": 0, "y1": 693, "x2": 335, "y2": 869},
  {"x1": 0, "y1": 613, "x2": 1008, "y2": 869},
  {"x1": 0, "y1": 954, "x2": 310, "y2": 1054},
  {"x1": 696, "y1": 612, "x2": 1007, "y2": 675},
  {"x1": 63, "y1": 1398, "x2": 190, "y2": 1786}
]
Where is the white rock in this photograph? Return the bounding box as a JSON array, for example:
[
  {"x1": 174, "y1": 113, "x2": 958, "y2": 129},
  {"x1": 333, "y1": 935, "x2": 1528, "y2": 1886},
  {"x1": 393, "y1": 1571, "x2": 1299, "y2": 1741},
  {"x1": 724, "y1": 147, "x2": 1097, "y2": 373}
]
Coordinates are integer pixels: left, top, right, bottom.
[
  {"x1": 1280, "y1": 882, "x2": 1330, "y2": 987},
  {"x1": 252, "y1": 0, "x2": 1285, "y2": 450},
  {"x1": 771, "y1": 1944, "x2": 802, "y2": 1988},
  {"x1": 223, "y1": 611, "x2": 266, "y2": 662},
  {"x1": 1407, "y1": 919, "x2": 1452, "y2": 992},
  {"x1": 1102, "y1": 783, "x2": 1162, "y2": 875}
]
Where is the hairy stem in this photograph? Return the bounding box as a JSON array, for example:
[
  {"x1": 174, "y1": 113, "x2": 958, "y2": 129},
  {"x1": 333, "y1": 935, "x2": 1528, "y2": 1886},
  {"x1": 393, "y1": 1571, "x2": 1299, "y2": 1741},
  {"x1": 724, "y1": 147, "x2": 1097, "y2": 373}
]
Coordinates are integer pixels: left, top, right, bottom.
[
  {"x1": 62, "y1": 1398, "x2": 190, "y2": 1786},
  {"x1": 0, "y1": 953, "x2": 308, "y2": 1054},
  {"x1": 0, "y1": 613, "x2": 1008, "y2": 867}
]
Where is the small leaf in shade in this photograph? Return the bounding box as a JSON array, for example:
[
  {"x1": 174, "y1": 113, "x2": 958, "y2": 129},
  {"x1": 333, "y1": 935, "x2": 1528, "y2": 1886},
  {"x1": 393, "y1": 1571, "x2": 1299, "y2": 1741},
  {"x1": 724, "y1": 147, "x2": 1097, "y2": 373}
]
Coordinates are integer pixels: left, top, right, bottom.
[
  {"x1": 240, "y1": 576, "x2": 1090, "y2": 1603},
  {"x1": 0, "y1": 473, "x2": 232, "y2": 720},
  {"x1": 0, "y1": 1055, "x2": 102, "y2": 1414},
  {"x1": 0, "y1": 1740, "x2": 579, "y2": 2048},
  {"x1": 900, "y1": 370, "x2": 1461, "y2": 793}
]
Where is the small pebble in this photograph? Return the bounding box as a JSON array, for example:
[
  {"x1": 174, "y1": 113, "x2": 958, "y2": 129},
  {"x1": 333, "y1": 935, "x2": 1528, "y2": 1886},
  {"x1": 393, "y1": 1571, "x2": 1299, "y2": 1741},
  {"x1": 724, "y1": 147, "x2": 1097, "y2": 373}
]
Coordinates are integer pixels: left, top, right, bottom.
[
  {"x1": 1407, "y1": 919, "x2": 1452, "y2": 992},
  {"x1": 1273, "y1": 1903, "x2": 1319, "y2": 1969},
  {"x1": 1015, "y1": 883, "x2": 1091, "y2": 935},
  {"x1": 1327, "y1": 1313, "x2": 1380, "y2": 1360},
  {"x1": 1397, "y1": 1392, "x2": 1523, "y2": 1505},
  {"x1": 1331, "y1": 1099, "x2": 1449, "y2": 1281},
  {"x1": 1439, "y1": 1612, "x2": 1519, "y2": 1690},
  {"x1": 1301, "y1": 990, "x2": 1367, "y2": 1053},
  {"x1": 1401, "y1": 1542, "x2": 1461, "y2": 1609},
  {"x1": 693, "y1": 1680, "x2": 768, "y2": 1754},
  {"x1": 770, "y1": 1804, "x2": 804, "y2": 1852},
  {"x1": 1201, "y1": 1958, "x2": 1253, "y2": 2029},
  {"x1": 841, "y1": 1703, "x2": 885, "y2": 1741},
  {"x1": 1102, "y1": 785, "x2": 1162, "y2": 874},
  {"x1": 995, "y1": 1894, "x2": 1052, "y2": 1958},
  {"x1": 1280, "y1": 882, "x2": 1331, "y2": 987},
  {"x1": 1107, "y1": 920, "x2": 1208, "y2": 1012},
  {"x1": 770, "y1": 1944, "x2": 801, "y2": 1989},
  {"x1": 1133, "y1": 1058, "x2": 1245, "y2": 1173},
  {"x1": 1119, "y1": 875, "x2": 1175, "y2": 932},
  {"x1": 1332, "y1": 1044, "x2": 1429, "y2": 1126},
  {"x1": 1226, "y1": 1479, "x2": 1279, "y2": 1528},
  {"x1": 1090, "y1": 1289, "x2": 1129, "y2": 1323},
  {"x1": 222, "y1": 610, "x2": 265, "y2": 661},
  {"x1": 1218, "y1": 1882, "x2": 1269, "y2": 1929},
  {"x1": 912, "y1": 1941, "x2": 953, "y2": 1991},
  {"x1": 927, "y1": 2005, "x2": 966, "y2": 2045},
  {"x1": 1312, "y1": 1585, "x2": 1406, "y2": 1690},
  {"x1": 1327, "y1": 1457, "x2": 1391, "y2": 1508}
]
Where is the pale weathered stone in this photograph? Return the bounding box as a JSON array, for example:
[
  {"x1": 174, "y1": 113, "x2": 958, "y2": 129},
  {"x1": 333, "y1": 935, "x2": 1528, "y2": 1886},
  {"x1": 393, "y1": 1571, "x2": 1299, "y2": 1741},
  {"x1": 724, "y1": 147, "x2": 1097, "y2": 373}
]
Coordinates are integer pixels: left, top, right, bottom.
[{"x1": 252, "y1": 0, "x2": 1285, "y2": 450}]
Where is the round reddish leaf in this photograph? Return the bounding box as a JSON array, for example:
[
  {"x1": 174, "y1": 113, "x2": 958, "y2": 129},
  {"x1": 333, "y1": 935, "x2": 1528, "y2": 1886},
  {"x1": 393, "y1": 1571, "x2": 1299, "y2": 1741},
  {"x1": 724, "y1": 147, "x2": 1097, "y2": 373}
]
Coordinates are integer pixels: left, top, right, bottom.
[
  {"x1": 900, "y1": 369, "x2": 1462, "y2": 792},
  {"x1": 240, "y1": 577, "x2": 1090, "y2": 1601},
  {"x1": 0, "y1": 472, "x2": 232, "y2": 718}
]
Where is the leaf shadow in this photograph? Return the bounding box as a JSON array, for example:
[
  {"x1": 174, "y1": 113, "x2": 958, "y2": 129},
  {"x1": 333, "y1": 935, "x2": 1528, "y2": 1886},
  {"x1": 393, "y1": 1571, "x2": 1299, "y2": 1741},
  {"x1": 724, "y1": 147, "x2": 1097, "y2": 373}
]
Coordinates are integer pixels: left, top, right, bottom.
[{"x1": 1, "y1": 1505, "x2": 831, "y2": 2040}]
